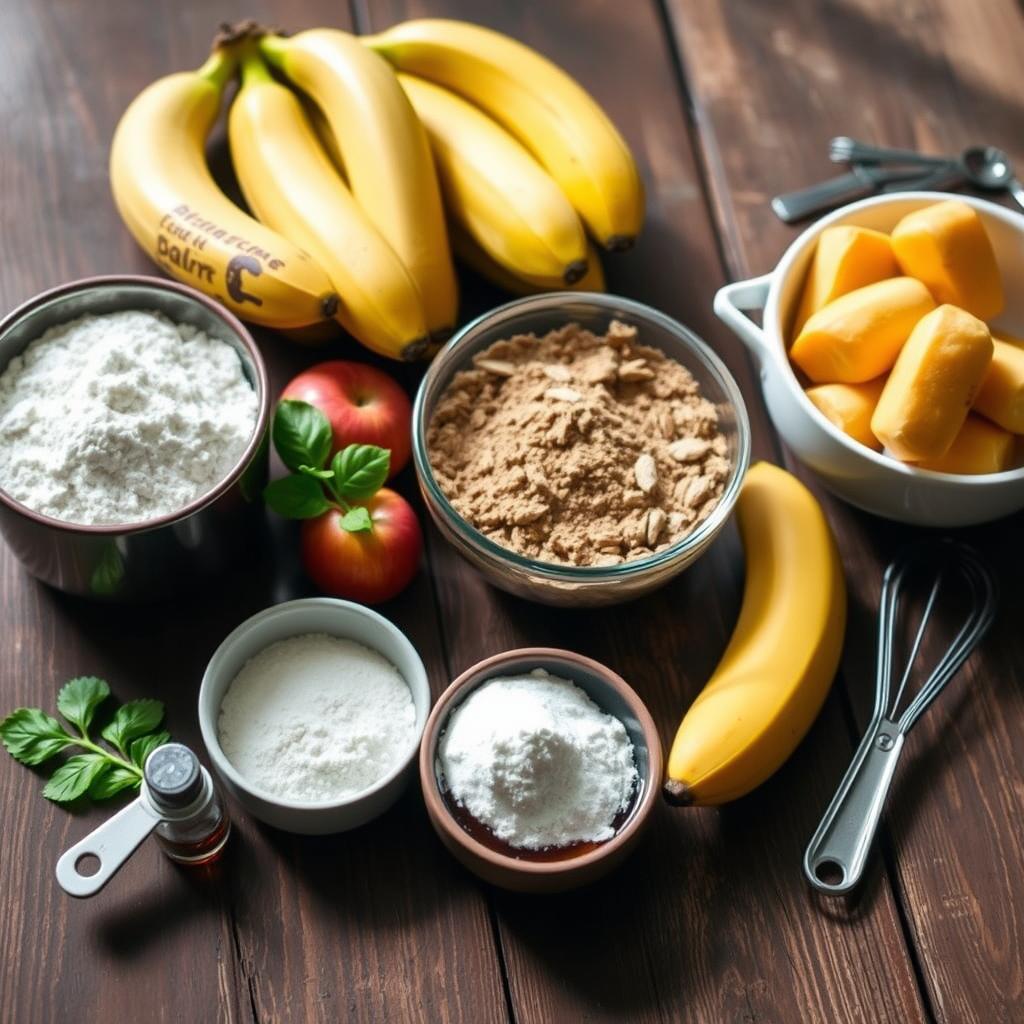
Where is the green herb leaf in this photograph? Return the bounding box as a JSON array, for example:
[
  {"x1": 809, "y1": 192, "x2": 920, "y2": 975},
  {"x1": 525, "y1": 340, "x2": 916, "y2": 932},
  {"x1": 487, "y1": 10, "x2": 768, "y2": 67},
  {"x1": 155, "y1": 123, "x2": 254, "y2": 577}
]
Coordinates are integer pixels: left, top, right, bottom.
[
  {"x1": 43, "y1": 753, "x2": 109, "y2": 803},
  {"x1": 331, "y1": 444, "x2": 390, "y2": 502},
  {"x1": 264, "y1": 474, "x2": 332, "y2": 519},
  {"x1": 273, "y1": 399, "x2": 332, "y2": 472},
  {"x1": 101, "y1": 699, "x2": 164, "y2": 752},
  {"x1": 130, "y1": 730, "x2": 171, "y2": 770},
  {"x1": 56, "y1": 676, "x2": 110, "y2": 733},
  {"x1": 88, "y1": 765, "x2": 141, "y2": 800},
  {"x1": 299, "y1": 465, "x2": 335, "y2": 480},
  {"x1": 0, "y1": 708, "x2": 72, "y2": 765},
  {"x1": 340, "y1": 506, "x2": 374, "y2": 533}
]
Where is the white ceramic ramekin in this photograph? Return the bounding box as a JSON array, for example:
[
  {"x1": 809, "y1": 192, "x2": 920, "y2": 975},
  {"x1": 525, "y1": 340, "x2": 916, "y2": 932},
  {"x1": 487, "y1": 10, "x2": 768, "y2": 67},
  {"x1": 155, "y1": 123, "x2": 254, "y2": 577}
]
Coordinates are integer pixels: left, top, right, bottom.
[
  {"x1": 714, "y1": 192, "x2": 1024, "y2": 526},
  {"x1": 198, "y1": 598, "x2": 430, "y2": 835}
]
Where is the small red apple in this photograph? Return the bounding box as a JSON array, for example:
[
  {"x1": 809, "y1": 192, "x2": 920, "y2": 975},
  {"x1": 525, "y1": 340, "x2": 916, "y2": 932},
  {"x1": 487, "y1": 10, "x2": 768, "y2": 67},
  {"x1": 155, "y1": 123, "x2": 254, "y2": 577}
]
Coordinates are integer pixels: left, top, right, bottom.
[{"x1": 282, "y1": 361, "x2": 412, "y2": 477}]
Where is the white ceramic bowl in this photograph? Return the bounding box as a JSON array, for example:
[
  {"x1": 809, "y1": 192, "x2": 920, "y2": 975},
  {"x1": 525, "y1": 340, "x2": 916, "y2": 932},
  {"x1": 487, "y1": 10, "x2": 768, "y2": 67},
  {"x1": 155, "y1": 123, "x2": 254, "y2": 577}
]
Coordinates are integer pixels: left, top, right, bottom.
[
  {"x1": 714, "y1": 192, "x2": 1024, "y2": 526},
  {"x1": 198, "y1": 598, "x2": 430, "y2": 835}
]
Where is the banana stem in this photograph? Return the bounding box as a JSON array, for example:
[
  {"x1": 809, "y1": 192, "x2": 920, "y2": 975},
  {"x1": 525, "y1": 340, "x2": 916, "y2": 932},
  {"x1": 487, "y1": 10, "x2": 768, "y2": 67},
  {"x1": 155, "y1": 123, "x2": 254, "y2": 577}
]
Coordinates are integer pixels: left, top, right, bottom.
[
  {"x1": 196, "y1": 47, "x2": 237, "y2": 90},
  {"x1": 259, "y1": 34, "x2": 289, "y2": 69},
  {"x1": 238, "y1": 45, "x2": 274, "y2": 87}
]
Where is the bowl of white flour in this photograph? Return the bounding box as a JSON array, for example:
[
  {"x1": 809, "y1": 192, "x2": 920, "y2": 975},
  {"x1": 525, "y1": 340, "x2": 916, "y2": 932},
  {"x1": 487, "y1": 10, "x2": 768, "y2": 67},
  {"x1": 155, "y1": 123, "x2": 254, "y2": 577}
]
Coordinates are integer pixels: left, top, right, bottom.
[
  {"x1": 0, "y1": 275, "x2": 270, "y2": 598},
  {"x1": 198, "y1": 598, "x2": 431, "y2": 834}
]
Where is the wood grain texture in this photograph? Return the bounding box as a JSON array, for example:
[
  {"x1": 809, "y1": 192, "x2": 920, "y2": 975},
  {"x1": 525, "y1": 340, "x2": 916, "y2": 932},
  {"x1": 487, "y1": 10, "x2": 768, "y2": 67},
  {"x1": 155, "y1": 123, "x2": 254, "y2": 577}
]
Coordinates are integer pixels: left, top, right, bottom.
[{"x1": 666, "y1": 1, "x2": 1024, "y2": 1020}]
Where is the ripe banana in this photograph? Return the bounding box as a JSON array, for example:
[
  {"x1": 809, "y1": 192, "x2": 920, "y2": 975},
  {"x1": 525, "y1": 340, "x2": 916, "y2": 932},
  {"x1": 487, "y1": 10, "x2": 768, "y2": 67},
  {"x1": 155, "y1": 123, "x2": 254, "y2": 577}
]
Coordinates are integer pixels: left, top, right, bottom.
[
  {"x1": 397, "y1": 73, "x2": 588, "y2": 286},
  {"x1": 228, "y1": 52, "x2": 430, "y2": 360},
  {"x1": 664, "y1": 462, "x2": 847, "y2": 806},
  {"x1": 366, "y1": 19, "x2": 645, "y2": 250},
  {"x1": 260, "y1": 29, "x2": 458, "y2": 340},
  {"x1": 109, "y1": 48, "x2": 338, "y2": 329},
  {"x1": 450, "y1": 222, "x2": 605, "y2": 296}
]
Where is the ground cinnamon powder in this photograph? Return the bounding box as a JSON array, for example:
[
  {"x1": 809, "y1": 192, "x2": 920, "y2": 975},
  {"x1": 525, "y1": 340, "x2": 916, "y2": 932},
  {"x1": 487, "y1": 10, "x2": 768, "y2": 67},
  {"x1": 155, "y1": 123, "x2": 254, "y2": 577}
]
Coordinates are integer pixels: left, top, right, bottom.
[{"x1": 426, "y1": 321, "x2": 730, "y2": 566}]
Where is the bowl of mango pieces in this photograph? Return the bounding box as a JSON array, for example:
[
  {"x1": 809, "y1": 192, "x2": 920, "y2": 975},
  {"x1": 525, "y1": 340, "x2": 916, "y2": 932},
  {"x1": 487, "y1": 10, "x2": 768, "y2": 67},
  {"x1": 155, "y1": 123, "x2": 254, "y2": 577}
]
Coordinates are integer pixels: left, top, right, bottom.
[{"x1": 715, "y1": 191, "x2": 1024, "y2": 526}]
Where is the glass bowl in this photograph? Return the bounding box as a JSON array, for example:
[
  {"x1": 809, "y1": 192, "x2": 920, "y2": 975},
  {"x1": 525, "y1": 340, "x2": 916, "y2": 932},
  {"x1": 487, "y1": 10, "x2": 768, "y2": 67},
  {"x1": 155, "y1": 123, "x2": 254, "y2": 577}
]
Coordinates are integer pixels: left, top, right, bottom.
[{"x1": 411, "y1": 293, "x2": 751, "y2": 606}]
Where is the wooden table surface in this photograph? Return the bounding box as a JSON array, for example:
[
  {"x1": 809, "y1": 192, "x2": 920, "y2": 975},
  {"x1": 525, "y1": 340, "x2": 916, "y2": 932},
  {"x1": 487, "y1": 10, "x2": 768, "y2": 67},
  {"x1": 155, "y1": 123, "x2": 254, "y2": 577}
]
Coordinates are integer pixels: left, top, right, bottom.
[{"x1": 2, "y1": 1, "x2": 1023, "y2": 1021}]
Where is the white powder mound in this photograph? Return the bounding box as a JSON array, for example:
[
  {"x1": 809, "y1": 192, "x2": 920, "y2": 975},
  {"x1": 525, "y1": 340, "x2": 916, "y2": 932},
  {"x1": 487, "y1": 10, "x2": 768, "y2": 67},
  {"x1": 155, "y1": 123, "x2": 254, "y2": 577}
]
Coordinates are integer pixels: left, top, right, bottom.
[
  {"x1": 439, "y1": 670, "x2": 638, "y2": 850},
  {"x1": 218, "y1": 633, "x2": 416, "y2": 803},
  {"x1": 0, "y1": 310, "x2": 258, "y2": 525}
]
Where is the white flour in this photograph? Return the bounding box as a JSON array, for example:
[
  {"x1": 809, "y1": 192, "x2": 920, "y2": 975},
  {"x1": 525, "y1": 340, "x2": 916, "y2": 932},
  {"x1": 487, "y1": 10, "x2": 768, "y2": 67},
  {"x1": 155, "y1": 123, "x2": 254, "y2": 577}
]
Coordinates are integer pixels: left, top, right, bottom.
[
  {"x1": 439, "y1": 669, "x2": 637, "y2": 850},
  {"x1": 0, "y1": 310, "x2": 258, "y2": 525},
  {"x1": 218, "y1": 633, "x2": 416, "y2": 803}
]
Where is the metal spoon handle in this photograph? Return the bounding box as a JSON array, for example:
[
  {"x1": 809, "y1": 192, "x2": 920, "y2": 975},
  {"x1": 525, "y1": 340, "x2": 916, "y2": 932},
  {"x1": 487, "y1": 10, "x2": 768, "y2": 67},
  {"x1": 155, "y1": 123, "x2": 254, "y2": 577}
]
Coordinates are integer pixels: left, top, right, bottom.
[
  {"x1": 830, "y1": 137, "x2": 950, "y2": 167},
  {"x1": 772, "y1": 171, "x2": 878, "y2": 223},
  {"x1": 1008, "y1": 177, "x2": 1024, "y2": 212},
  {"x1": 804, "y1": 719, "x2": 906, "y2": 894}
]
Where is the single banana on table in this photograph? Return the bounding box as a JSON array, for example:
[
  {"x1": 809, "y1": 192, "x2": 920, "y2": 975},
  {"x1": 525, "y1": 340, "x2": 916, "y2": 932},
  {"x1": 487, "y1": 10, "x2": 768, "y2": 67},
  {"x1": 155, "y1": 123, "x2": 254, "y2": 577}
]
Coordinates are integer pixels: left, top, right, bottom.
[
  {"x1": 260, "y1": 29, "x2": 458, "y2": 341},
  {"x1": 664, "y1": 462, "x2": 847, "y2": 807},
  {"x1": 228, "y1": 50, "x2": 430, "y2": 360},
  {"x1": 365, "y1": 18, "x2": 645, "y2": 251},
  {"x1": 109, "y1": 47, "x2": 338, "y2": 330},
  {"x1": 397, "y1": 73, "x2": 589, "y2": 287}
]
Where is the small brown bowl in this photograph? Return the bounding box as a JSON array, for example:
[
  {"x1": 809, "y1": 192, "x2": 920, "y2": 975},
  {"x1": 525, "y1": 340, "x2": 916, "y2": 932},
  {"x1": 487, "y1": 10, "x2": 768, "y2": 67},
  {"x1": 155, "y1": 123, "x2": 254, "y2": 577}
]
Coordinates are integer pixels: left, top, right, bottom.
[{"x1": 420, "y1": 647, "x2": 662, "y2": 893}]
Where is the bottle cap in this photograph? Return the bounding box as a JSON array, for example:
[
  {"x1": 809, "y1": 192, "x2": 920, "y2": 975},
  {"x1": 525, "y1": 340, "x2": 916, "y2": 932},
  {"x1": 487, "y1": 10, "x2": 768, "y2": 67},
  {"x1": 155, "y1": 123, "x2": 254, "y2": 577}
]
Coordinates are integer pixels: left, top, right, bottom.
[{"x1": 145, "y1": 743, "x2": 202, "y2": 807}]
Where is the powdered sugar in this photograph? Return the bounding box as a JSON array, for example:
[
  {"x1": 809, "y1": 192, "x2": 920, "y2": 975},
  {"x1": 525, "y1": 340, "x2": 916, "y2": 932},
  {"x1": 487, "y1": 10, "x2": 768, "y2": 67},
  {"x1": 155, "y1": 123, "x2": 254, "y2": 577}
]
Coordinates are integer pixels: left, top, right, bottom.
[
  {"x1": 0, "y1": 310, "x2": 258, "y2": 525},
  {"x1": 439, "y1": 669, "x2": 637, "y2": 850},
  {"x1": 217, "y1": 633, "x2": 416, "y2": 803}
]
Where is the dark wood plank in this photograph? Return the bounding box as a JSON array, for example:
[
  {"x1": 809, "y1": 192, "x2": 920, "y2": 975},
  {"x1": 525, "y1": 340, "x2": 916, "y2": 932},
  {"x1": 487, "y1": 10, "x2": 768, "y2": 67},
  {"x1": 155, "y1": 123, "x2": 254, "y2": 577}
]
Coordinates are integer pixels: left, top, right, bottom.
[
  {"x1": 358, "y1": 2, "x2": 929, "y2": 1022},
  {"x1": 0, "y1": 2, "x2": 507, "y2": 1022},
  {"x1": 666, "y1": 2, "x2": 1024, "y2": 1021}
]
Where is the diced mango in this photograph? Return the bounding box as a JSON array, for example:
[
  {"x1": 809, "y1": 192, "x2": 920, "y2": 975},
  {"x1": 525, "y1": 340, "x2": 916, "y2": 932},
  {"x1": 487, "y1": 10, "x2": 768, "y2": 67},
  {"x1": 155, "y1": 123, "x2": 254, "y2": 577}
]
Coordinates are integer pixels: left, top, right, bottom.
[
  {"x1": 805, "y1": 377, "x2": 887, "y2": 451},
  {"x1": 793, "y1": 226, "x2": 898, "y2": 335},
  {"x1": 917, "y1": 414, "x2": 1014, "y2": 474},
  {"x1": 891, "y1": 200, "x2": 1004, "y2": 320},
  {"x1": 790, "y1": 277, "x2": 935, "y2": 384},
  {"x1": 973, "y1": 336, "x2": 1024, "y2": 433},
  {"x1": 871, "y1": 305, "x2": 993, "y2": 461}
]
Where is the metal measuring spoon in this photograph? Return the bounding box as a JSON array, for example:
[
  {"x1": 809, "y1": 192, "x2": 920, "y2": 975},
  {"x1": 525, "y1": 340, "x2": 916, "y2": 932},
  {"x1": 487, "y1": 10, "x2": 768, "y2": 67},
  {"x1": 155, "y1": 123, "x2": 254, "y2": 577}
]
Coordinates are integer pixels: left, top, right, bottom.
[{"x1": 962, "y1": 145, "x2": 1024, "y2": 208}]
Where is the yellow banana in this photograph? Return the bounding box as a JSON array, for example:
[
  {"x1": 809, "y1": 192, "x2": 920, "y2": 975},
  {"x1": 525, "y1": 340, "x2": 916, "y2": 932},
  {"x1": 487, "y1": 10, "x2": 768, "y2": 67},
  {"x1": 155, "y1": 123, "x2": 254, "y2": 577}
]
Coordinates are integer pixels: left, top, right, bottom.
[
  {"x1": 451, "y1": 223, "x2": 605, "y2": 296},
  {"x1": 228, "y1": 52, "x2": 430, "y2": 361},
  {"x1": 260, "y1": 29, "x2": 458, "y2": 340},
  {"x1": 664, "y1": 462, "x2": 847, "y2": 806},
  {"x1": 397, "y1": 73, "x2": 588, "y2": 286},
  {"x1": 109, "y1": 48, "x2": 338, "y2": 329},
  {"x1": 366, "y1": 19, "x2": 645, "y2": 250}
]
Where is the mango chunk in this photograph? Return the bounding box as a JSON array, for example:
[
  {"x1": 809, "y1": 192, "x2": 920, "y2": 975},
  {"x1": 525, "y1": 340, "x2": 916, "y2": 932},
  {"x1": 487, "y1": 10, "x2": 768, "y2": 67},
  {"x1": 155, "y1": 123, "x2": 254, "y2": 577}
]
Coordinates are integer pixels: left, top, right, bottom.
[
  {"x1": 973, "y1": 336, "x2": 1024, "y2": 433},
  {"x1": 794, "y1": 226, "x2": 898, "y2": 334},
  {"x1": 805, "y1": 378, "x2": 887, "y2": 450},
  {"x1": 917, "y1": 414, "x2": 1014, "y2": 474},
  {"x1": 871, "y1": 304, "x2": 993, "y2": 461},
  {"x1": 891, "y1": 200, "x2": 1004, "y2": 320},
  {"x1": 790, "y1": 277, "x2": 935, "y2": 384}
]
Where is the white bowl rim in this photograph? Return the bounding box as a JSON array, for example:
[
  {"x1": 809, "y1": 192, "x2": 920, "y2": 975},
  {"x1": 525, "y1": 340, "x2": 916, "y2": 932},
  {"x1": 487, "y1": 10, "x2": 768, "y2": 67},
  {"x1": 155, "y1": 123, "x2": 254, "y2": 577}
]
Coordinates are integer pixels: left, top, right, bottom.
[
  {"x1": 764, "y1": 190, "x2": 1024, "y2": 486},
  {"x1": 198, "y1": 597, "x2": 430, "y2": 812}
]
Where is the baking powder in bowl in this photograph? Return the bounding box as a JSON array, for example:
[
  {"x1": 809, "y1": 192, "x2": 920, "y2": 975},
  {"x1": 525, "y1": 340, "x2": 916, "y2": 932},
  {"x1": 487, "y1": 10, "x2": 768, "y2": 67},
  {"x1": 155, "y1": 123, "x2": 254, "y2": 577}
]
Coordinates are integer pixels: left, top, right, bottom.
[
  {"x1": 439, "y1": 669, "x2": 638, "y2": 850},
  {"x1": 217, "y1": 633, "x2": 416, "y2": 803}
]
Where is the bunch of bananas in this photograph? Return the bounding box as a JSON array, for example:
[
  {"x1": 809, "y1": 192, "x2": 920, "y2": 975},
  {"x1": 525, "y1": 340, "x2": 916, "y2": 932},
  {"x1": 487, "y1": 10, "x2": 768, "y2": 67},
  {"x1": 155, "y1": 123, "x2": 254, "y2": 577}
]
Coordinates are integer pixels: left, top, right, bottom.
[{"x1": 109, "y1": 19, "x2": 645, "y2": 359}]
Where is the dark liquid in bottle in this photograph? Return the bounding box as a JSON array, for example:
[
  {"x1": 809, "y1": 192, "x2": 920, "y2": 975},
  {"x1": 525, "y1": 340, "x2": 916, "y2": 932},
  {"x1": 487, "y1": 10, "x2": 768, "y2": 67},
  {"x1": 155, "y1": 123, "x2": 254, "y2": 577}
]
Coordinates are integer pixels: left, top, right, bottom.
[{"x1": 155, "y1": 815, "x2": 231, "y2": 866}]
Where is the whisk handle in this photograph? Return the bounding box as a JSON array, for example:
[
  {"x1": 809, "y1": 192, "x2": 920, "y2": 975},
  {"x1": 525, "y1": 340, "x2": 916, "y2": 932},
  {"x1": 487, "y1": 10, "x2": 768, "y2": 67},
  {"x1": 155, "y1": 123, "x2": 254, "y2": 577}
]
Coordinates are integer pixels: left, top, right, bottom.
[{"x1": 804, "y1": 719, "x2": 905, "y2": 894}]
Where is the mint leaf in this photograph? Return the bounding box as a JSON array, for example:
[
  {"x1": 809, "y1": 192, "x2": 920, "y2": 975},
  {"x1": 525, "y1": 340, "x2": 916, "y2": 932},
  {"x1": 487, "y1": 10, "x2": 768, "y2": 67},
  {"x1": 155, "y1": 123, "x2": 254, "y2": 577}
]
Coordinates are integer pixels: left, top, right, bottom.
[
  {"x1": 340, "y1": 506, "x2": 374, "y2": 533},
  {"x1": 89, "y1": 765, "x2": 140, "y2": 799},
  {"x1": 264, "y1": 474, "x2": 331, "y2": 519},
  {"x1": 43, "y1": 753, "x2": 109, "y2": 803},
  {"x1": 101, "y1": 699, "x2": 164, "y2": 753},
  {"x1": 56, "y1": 676, "x2": 110, "y2": 733},
  {"x1": 130, "y1": 730, "x2": 170, "y2": 769},
  {"x1": 0, "y1": 708, "x2": 72, "y2": 765},
  {"x1": 273, "y1": 399, "x2": 332, "y2": 472},
  {"x1": 331, "y1": 445, "x2": 389, "y2": 501}
]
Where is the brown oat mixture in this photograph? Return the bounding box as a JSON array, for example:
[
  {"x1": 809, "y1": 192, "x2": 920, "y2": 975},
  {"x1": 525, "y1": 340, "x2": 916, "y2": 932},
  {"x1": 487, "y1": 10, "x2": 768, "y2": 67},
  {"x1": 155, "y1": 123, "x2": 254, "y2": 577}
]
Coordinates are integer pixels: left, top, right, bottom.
[{"x1": 426, "y1": 320, "x2": 731, "y2": 566}]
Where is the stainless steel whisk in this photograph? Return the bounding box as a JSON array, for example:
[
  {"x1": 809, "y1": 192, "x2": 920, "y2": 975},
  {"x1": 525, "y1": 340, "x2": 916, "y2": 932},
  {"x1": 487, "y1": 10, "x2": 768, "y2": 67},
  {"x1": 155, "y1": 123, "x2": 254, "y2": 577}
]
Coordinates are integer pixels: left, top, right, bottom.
[{"x1": 804, "y1": 539, "x2": 997, "y2": 895}]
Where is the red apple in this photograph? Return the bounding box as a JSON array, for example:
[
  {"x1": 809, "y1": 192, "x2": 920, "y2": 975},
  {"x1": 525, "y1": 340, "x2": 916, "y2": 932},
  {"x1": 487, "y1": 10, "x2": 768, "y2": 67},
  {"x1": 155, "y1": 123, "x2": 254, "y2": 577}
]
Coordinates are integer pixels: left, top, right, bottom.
[
  {"x1": 282, "y1": 361, "x2": 412, "y2": 477},
  {"x1": 300, "y1": 488, "x2": 422, "y2": 604}
]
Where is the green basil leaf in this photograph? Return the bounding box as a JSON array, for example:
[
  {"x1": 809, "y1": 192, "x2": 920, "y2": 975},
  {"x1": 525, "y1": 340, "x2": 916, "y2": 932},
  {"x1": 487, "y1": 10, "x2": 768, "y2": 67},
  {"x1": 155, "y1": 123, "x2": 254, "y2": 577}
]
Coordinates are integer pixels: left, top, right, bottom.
[
  {"x1": 264, "y1": 474, "x2": 331, "y2": 519},
  {"x1": 43, "y1": 753, "x2": 109, "y2": 803},
  {"x1": 100, "y1": 699, "x2": 164, "y2": 751},
  {"x1": 299, "y1": 465, "x2": 335, "y2": 480},
  {"x1": 331, "y1": 445, "x2": 390, "y2": 501},
  {"x1": 0, "y1": 708, "x2": 72, "y2": 765},
  {"x1": 56, "y1": 676, "x2": 110, "y2": 732},
  {"x1": 89, "y1": 765, "x2": 141, "y2": 800},
  {"x1": 130, "y1": 730, "x2": 171, "y2": 769},
  {"x1": 340, "y1": 506, "x2": 373, "y2": 533},
  {"x1": 272, "y1": 399, "x2": 332, "y2": 472}
]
